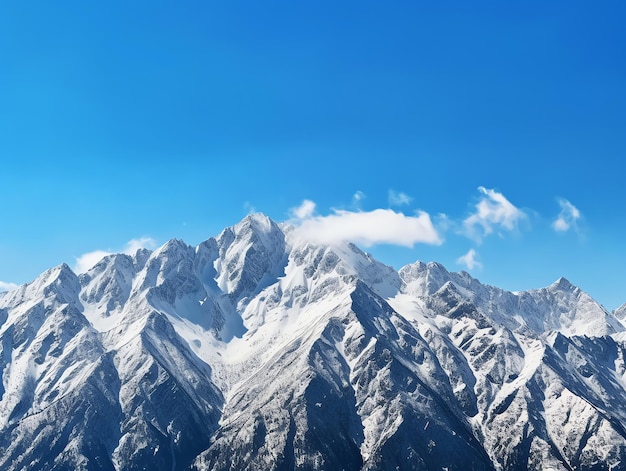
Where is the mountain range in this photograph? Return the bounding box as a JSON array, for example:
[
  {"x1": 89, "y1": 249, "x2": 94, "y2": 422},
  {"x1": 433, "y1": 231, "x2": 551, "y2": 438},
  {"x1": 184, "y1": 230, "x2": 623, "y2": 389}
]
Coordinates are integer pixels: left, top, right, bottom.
[{"x1": 1, "y1": 213, "x2": 625, "y2": 470}]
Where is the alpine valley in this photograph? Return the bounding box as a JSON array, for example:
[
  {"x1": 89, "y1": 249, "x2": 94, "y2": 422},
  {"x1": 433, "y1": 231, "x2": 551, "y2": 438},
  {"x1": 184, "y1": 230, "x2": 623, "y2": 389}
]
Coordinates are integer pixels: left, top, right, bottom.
[{"x1": 1, "y1": 214, "x2": 626, "y2": 471}]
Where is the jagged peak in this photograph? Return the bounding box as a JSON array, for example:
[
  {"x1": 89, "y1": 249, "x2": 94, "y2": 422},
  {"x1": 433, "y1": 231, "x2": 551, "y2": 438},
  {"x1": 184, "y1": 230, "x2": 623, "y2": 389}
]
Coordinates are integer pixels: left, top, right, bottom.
[
  {"x1": 435, "y1": 280, "x2": 462, "y2": 296},
  {"x1": 549, "y1": 276, "x2": 578, "y2": 293},
  {"x1": 236, "y1": 213, "x2": 283, "y2": 242},
  {"x1": 89, "y1": 252, "x2": 133, "y2": 272},
  {"x1": 3, "y1": 262, "x2": 82, "y2": 306},
  {"x1": 196, "y1": 236, "x2": 218, "y2": 252},
  {"x1": 239, "y1": 212, "x2": 275, "y2": 231},
  {"x1": 212, "y1": 214, "x2": 288, "y2": 303},
  {"x1": 51, "y1": 262, "x2": 73, "y2": 275},
  {"x1": 218, "y1": 213, "x2": 277, "y2": 238},
  {"x1": 34, "y1": 263, "x2": 77, "y2": 287},
  {"x1": 399, "y1": 260, "x2": 450, "y2": 277},
  {"x1": 399, "y1": 260, "x2": 427, "y2": 273},
  {"x1": 216, "y1": 213, "x2": 284, "y2": 254},
  {"x1": 161, "y1": 237, "x2": 190, "y2": 250},
  {"x1": 427, "y1": 261, "x2": 448, "y2": 271},
  {"x1": 78, "y1": 250, "x2": 152, "y2": 288},
  {"x1": 151, "y1": 238, "x2": 194, "y2": 259},
  {"x1": 398, "y1": 260, "x2": 454, "y2": 297},
  {"x1": 78, "y1": 253, "x2": 131, "y2": 286}
]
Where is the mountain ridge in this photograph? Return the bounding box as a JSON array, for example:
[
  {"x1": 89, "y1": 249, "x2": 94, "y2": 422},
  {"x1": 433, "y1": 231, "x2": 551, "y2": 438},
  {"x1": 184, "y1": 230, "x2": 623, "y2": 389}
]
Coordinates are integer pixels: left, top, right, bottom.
[{"x1": 0, "y1": 213, "x2": 624, "y2": 470}]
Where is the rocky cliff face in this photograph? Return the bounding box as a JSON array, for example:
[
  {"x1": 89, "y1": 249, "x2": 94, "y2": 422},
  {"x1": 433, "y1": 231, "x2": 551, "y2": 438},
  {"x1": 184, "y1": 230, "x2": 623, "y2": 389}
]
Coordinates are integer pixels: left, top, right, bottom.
[{"x1": 0, "y1": 213, "x2": 624, "y2": 470}]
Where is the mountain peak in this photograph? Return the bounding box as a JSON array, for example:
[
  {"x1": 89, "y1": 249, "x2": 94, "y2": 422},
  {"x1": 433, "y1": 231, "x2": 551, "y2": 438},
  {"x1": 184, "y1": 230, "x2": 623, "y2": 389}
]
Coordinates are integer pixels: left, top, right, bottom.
[
  {"x1": 237, "y1": 212, "x2": 275, "y2": 233},
  {"x1": 243, "y1": 211, "x2": 271, "y2": 222},
  {"x1": 11, "y1": 262, "x2": 82, "y2": 306},
  {"x1": 550, "y1": 276, "x2": 577, "y2": 292},
  {"x1": 214, "y1": 213, "x2": 287, "y2": 303},
  {"x1": 158, "y1": 237, "x2": 190, "y2": 252},
  {"x1": 613, "y1": 302, "x2": 626, "y2": 321},
  {"x1": 33, "y1": 262, "x2": 77, "y2": 287}
]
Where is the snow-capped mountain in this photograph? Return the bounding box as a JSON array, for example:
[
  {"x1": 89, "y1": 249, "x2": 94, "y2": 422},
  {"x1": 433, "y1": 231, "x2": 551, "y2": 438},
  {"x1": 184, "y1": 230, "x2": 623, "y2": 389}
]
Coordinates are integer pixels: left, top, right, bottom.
[
  {"x1": 615, "y1": 303, "x2": 626, "y2": 324},
  {"x1": 0, "y1": 213, "x2": 625, "y2": 470}
]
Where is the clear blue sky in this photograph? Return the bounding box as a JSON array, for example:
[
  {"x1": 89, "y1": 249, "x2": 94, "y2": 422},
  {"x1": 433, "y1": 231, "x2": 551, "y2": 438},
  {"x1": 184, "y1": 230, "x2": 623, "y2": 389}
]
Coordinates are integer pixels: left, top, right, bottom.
[{"x1": 1, "y1": 1, "x2": 625, "y2": 309}]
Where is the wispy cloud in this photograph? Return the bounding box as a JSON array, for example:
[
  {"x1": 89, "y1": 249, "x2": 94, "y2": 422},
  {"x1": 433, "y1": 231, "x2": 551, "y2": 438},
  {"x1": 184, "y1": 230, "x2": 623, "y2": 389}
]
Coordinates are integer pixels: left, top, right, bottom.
[
  {"x1": 290, "y1": 199, "x2": 316, "y2": 220},
  {"x1": 243, "y1": 201, "x2": 257, "y2": 214},
  {"x1": 74, "y1": 250, "x2": 112, "y2": 275},
  {"x1": 463, "y1": 186, "x2": 526, "y2": 242},
  {"x1": 434, "y1": 213, "x2": 452, "y2": 232},
  {"x1": 552, "y1": 198, "x2": 581, "y2": 233},
  {"x1": 289, "y1": 200, "x2": 442, "y2": 247},
  {"x1": 0, "y1": 280, "x2": 19, "y2": 292},
  {"x1": 74, "y1": 237, "x2": 158, "y2": 274},
  {"x1": 388, "y1": 189, "x2": 413, "y2": 207},
  {"x1": 456, "y1": 249, "x2": 481, "y2": 270},
  {"x1": 352, "y1": 190, "x2": 366, "y2": 207}
]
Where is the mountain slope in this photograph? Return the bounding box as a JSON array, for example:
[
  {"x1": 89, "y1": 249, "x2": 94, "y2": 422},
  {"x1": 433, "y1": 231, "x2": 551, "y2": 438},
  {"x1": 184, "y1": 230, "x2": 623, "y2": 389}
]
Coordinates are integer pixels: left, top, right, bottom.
[{"x1": 0, "y1": 213, "x2": 624, "y2": 470}]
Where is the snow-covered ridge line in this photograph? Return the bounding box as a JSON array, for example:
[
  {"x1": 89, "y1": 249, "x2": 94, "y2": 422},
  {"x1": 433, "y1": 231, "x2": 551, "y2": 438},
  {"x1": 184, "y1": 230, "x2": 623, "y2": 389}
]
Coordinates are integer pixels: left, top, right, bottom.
[{"x1": 0, "y1": 212, "x2": 624, "y2": 470}]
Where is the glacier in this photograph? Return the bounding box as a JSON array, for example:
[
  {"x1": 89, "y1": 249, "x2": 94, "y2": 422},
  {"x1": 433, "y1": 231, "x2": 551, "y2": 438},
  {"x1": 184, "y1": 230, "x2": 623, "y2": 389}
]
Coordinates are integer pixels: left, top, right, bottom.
[{"x1": 0, "y1": 213, "x2": 625, "y2": 470}]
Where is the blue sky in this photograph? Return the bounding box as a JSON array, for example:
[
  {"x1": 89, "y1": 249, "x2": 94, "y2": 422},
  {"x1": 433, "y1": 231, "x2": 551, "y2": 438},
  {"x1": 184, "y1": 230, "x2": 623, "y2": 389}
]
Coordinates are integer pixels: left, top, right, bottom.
[{"x1": 1, "y1": 1, "x2": 625, "y2": 310}]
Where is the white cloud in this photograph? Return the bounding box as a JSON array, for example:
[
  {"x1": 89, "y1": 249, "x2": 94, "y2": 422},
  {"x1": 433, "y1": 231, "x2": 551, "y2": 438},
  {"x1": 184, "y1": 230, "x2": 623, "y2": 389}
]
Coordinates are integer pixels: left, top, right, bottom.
[
  {"x1": 73, "y1": 237, "x2": 157, "y2": 274},
  {"x1": 456, "y1": 249, "x2": 481, "y2": 270},
  {"x1": 552, "y1": 198, "x2": 581, "y2": 233},
  {"x1": 290, "y1": 199, "x2": 316, "y2": 220},
  {"x1": 243, "y1": 201, "x2": 257, "y2": 214},
  {"x1": 388, "y1": 189, "x2": 413, "y2": 206},
  {"x1": 291, "y1": 203, "x2": 442, "y2": 247},
  {"x1": 463, "y1": 186, "x2": 526, "y2": 242},
  {"x1": 0, "y1": 280, "x2": 19, "y2": 292}
]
